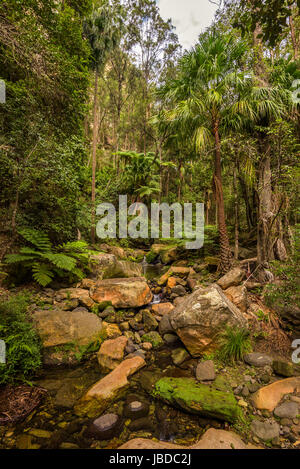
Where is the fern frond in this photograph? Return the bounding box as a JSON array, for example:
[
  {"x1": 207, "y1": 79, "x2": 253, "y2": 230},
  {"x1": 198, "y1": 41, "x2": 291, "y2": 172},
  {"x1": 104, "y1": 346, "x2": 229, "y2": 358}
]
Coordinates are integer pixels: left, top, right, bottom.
[
  {"x1": 43, "y1": 253, "x2": 76, "y2": 271},
  {"x1": 32, "y1": 263, "x2": 54, "y2": 287},
  {"x1": 19, "y1": 228, "x2": 52, "y2": 251},
  {"x1": 5, "y1": 253, "x2": 38, "y2": 264},
  {"x1": 60, "y1": 241, "x2": 89, "y2": 252}
]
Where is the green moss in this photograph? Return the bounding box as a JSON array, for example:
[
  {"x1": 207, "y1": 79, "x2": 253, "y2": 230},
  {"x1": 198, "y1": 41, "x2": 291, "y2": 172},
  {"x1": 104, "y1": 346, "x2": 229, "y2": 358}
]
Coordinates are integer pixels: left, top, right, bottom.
[
  {"x1": 152, "y1": 377, "x2": 242, "y2": 423},
  {"x1": 146, "y1": 250, "x2": 158, "y2": 264},
  {"x1": 141, "y1": 331, "x2": 163, "y2": 349},
  {"x1": 97, "y1": 301, "x2": 113, "y2": 312}
]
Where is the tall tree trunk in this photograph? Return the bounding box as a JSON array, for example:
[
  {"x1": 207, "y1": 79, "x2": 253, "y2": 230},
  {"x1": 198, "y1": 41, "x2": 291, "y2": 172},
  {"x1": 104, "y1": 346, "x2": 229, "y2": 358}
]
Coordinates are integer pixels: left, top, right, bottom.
[
  {"x1": 213, "y1": 121, "x2": 232, "y2": 272},
  {"x1": 233, "y1": 163, "x2": 239, "y2": 260},
  {"x1": 91, "y1": 69, "x2": 99, "y2": 245},
  {"x1": 289, "y1": 9, "x2": 299, "y2": 61},
  {"x1": 257, "y1": 140, "x2": 276, "y2": 268}
]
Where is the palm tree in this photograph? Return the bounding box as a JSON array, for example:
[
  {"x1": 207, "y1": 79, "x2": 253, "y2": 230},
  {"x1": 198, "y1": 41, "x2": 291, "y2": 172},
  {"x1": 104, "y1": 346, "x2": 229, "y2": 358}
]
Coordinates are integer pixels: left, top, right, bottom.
[
  {"x1": 158, "y1": 32, "x2": 249, "y2": 272},
  {"x1": 84, "y1": 1, "x2": 123, "y2": 244}
]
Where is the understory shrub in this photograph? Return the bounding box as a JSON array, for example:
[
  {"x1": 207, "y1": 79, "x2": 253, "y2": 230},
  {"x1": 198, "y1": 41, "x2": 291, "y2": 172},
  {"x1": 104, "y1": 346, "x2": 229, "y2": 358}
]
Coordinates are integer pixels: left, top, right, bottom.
[{"x1": 0, "y1": 294, "x2": 42, "y2": 384}]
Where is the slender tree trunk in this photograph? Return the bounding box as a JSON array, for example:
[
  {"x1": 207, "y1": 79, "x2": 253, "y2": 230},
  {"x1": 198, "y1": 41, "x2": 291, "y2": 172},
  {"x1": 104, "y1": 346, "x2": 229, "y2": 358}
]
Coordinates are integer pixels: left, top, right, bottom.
[
  {"x1": 233, "y1": 163, "x2": 239, "y2": 260},
  {"x1": 91, "y1": 69, "x2": 99, "y2": 245},
  {"x1": 213, "y1": 121, "x2": 232, "y2": 272},
  {"x1": 159, "y1": 144, "x2": 162, "y2": 203},
  {"x1": 289, "y1": 10, "x2": 299, "y2": 61}
]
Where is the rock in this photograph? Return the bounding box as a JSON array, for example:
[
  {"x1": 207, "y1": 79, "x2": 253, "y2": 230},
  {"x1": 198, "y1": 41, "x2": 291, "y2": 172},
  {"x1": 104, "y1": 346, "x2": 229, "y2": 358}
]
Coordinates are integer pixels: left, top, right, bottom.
[
  {"x1": 173, "y1": 296, "x2": 185, "y2": 307},
  {"x1": 151, "y1": 303, "x2": 174, "y2": 316},
  {"x1": 248, "y1": 383, "x2": 260, "y2": 393},
  {"x1": 58, "y1": 298, "x2": 79, "y2": 311},
  {"x1": 273, "y1": 360, "x2": 294, "y2": 378},
  {"x1": 28, "y1": 429, "x2": 52, "y2": 439},
  {"x1": 274, "y1": 402, "x2": 299, "y2": 419},
  {"x1": 169, "y1": 284, "x2": 248, "y2": 357},
  {"x1": 102, "y1": 322, "x2": 122, "y2": 339},
  {"x1": 103, "y1": 260, "x2": 142, "y2": 279},
  {"x1": 74, "y1": 357, "x2": 146, "y2": 417},
  {"x1": 241, "y1": 385, "x2": 250, "y2": 398},
  {"x1": 81, "y1": 279, "x2": 96, "y2": 289},
  {"x1": 128, "y1": 417, "x2": 155, "y2": 432},
  {"x1": 167, "y1": 277, "x2": 177, "y2": 289},
  {"x1": 60, "y1": 442, "x2": 80, "y2": 449},
  {"x1": 217, "y1": 267, "x2": 245, "y2": 290},
  {"x1": 97, "y1": 336, "x2": 128, "y2": 372},
  {"x1": 195, "y1": 360, "x2": 216, "y2": 381},
  {"x1": 187, "y1": 277, "x2": 197, "y2": 291},
  {"x1": 107, "y1": 246, "x2": 126, "y2": 259},
  {"x1": 90, "y1": 253, "x2": 116, "y2": 277},
  {"x1": 123, "y1": 401, "x2": 149, "y2": 420},
  {"x1": 142, "y1": 342, "x2": 152, "y2": 351},
  {"x1": 244, "y1": 353, "x2": 273, "y2": 367},
  {"x1": 224, "y1": 286, "x2": 248, "y2": 313},
  {"x1": 32, "y1": 309, "x2": 103, "y2": 348},
  {"x1": 160, "y1": 247, "x2": 179, "y2": 265},
  {"x1": 251, "y1": 419, "x2": 280, "y2": 441},
  {"x1": 171, "y1": 285, "x2": 186, "y2": 297},
  {"x1": 72, "y1": 306, "x2": 89, "y2": 314},
  {"x1": 142, "y1": 310, "x2": 158, "y2": 332},
  {"x1": 158, "y1": 266, "x2": 193, "y2": 286},
  {"x1": 163, "y1": 333, "x2": 178, "y2": 344},
  {"x1": 85, "y1": 413, "x2": 122, "y2": 440},
  {"x1": 141, "y1": 331, "x2": 163, "y2": 349},
  {"x1": 251, "y1": 377, "x2": 300, "y2": 411},
  {"x1": 56, "y1": 288, "x2": 95, "y2": 309},
  {"x1": 91, "y1": 278, "x2": 152, "y2": 308},
  {"x1": 118, "y1": 428, "x2": 257, "y2": 449},
  {"x1": 171, "y1": 348, "x2": 190, "y2": 366},
  {"x1": 151, "y1": 378, "x2": 242, "y2": 423},
  {"x1": 158, "y1": 315, "x2": 174, "y2": 335},
  {"x1": 98, "y1": 306, "x2": 115, "y2": 319}
]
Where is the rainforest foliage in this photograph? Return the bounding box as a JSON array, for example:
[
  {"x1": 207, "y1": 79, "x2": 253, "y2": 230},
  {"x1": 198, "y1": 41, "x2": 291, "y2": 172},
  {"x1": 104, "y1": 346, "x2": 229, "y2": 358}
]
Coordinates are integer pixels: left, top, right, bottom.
[{"x1": 0, "y1": 0, "x2": 299, "y2": 276}]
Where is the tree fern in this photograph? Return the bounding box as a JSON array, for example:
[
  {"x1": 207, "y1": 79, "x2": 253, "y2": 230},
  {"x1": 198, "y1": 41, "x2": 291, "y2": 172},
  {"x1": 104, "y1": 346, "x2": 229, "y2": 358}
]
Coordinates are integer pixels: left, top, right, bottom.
[{"x1": 5, "y1": 228, "x2": 92, "y2": 287}]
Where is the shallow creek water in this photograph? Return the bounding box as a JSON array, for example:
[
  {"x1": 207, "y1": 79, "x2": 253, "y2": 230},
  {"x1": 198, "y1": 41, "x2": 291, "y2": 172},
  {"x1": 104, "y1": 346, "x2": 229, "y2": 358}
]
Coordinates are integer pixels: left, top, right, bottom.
[
  {"x1": 0, "y1": 264, "x2": 225, "y2": 449},
  {"x1": 0, "y1": 346, "x2": 225, "y2": 449}
]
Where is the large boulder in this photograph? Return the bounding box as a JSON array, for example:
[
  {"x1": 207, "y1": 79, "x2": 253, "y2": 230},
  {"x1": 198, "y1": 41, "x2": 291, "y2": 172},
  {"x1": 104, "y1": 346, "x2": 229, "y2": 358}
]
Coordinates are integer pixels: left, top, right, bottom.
[
  {"x1": 102, "y1": 260, "x2": 142, "y2": 279},
  {"x1": 251, "y1": 377, "x2": 300, "y2": 411},
  {"x1": 90, "y1": 253, "x2": 116, "y2": 278},
  {"x1": 217, "y1": 267, "x2": 245, "y2": 290},
  {"x1": 151, "y1": 377, "x2": 242, "y2": 423},
  {"x1": 119, "y1": 428, "x2": 258, "y2": 449},
  {"x1": 91, "y1": 278, "x2": 152, "y2": 308},
  {"x1": 74, "y1": 357, "x2": 146, "y2": 417},
  {"x1": 32, "y1": 309, "x2": 103, "y2": 348},
  {"x1": 169, "y1": 284, "x2": 247, "y2": 357}
]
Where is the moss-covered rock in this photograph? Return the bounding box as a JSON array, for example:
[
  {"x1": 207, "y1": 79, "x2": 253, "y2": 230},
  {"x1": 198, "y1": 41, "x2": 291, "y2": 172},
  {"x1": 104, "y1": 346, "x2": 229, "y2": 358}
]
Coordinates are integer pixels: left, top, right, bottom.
[
  {"x1": 152, "y1": 377, "x2": 242, "y2": 423},
  {"x1": 141, "y1": 331, "x2": 163, "y2": 349}
]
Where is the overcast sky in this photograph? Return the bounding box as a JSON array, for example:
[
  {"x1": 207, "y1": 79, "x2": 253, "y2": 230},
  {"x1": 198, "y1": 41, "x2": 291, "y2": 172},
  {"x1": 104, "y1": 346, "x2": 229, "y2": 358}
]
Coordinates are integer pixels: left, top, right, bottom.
[{"x1": 158, "y1": 0, "x2": 218, "y2": 50}]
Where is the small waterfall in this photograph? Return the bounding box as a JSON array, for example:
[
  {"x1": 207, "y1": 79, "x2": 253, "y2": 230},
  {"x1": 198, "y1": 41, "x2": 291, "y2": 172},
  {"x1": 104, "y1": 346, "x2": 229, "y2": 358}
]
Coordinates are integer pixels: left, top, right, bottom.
[
  {"x1": 150, "y1": 293, "x2": 161, "y2": 305},
  {"x1": 141, "y1": 256, "x2": 148, "y2": 275}
]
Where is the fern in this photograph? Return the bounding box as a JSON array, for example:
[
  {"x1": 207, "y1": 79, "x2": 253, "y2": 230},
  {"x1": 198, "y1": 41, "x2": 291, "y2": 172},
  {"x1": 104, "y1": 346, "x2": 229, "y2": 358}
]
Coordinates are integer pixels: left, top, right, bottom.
[
  {"x1": 5, "y1": 228, "x2": 92, "y2": 287},
  {"x1": 32, "y1": 263, "x2": 55, "y2": 287},
  {"x1": 18, "y1": 228, "x2": 52, "y2": 252}
]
